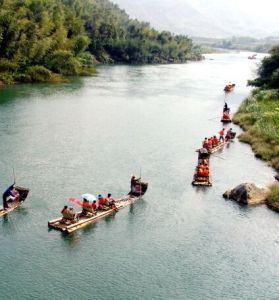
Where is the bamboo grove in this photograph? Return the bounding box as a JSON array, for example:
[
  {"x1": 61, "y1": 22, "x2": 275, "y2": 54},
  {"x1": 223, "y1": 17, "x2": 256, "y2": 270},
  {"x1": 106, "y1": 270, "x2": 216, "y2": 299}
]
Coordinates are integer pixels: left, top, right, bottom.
[{"x1": 0, "y1": 0, "x2": 202, "y2": 83}]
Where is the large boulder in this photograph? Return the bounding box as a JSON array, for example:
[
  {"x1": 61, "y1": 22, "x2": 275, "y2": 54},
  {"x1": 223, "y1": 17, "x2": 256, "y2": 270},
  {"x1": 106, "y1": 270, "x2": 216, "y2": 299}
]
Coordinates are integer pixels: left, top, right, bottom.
[{"x1": 223, "y1": 183, "x2": 269, "y2": 205}]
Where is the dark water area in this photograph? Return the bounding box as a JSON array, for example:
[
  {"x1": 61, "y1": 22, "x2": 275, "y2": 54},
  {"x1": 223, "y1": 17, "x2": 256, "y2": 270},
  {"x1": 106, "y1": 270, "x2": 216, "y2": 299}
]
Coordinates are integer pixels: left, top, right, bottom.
[{"x1": 0, "y1": 52, "x2": 278, "y2": 300}]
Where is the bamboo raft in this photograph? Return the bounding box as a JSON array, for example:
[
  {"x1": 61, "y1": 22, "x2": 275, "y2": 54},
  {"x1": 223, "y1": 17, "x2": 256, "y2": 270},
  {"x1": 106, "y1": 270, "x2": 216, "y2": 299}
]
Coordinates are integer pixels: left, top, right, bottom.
[
  {"x1": 208, "y1": 141, "x2": 229, "y2": 154},
  {"x1": 0, "y1": 186, "x2": 29, "y2": 217},
  {"x1": 48, "y1": 195, "x2": 140, "y2": 234},
  {"x1": 221, "y1": 118, "x2": 232, "y2": 123},
  {"x1": 224, "y1": 83, "x2": 235, "y2": 92},
  {"x1": 192, "y1": 176, "x2": 212, "y2": 187}
]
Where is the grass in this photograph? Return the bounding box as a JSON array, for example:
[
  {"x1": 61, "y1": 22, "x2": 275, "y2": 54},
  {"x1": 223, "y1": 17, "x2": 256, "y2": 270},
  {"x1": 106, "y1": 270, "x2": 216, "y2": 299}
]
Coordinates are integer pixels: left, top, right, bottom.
[
  {"x1": 233, "y1": 89, "x2": 279, "y2": 170},
  {"x1": 266, "y1": 183, "x2": 279, "y2": 212}
]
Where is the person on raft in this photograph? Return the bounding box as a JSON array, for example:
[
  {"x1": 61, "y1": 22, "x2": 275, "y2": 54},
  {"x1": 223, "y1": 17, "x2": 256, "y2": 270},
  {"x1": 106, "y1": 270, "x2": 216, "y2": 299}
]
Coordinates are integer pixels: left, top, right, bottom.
[
  {"x1": 219, "y1": 128, "x2": 225, "y2": 142},
  {"x1": 223, "y1": 110, "x2": 230, "y2": 120},
  {"x1": 105, "y1": 193, "x2": 118, "y2": 211},
  {"x1": 196, "y1": 161, "x2": 209, "y2": 178},
  {"x1": 81, "y1": 198, "x2": 96, "y2": 216},
  {"x1": 198, "y1": 147, "x2": 209, "y2": 160},
  {"x1": 131, "y1": 175, "x2": 141, "y2": 189},
  {"x1": 98, "y1": 194, "x2": 110, "y2": 211},
  {"x1": 223, "y1": 102, "x2": 229, "y2": 112},
  {"x1": 61, "y1": 205, "x2": 76, "y2": 221},
  {"x1": 225, "y1": 128, "x2": 234, "y2": 141},
  {"x1": 2, "y1": 184, "x2": 18, "y2": 210},
  {"x1": 202, "y1": 138, "x2": 209, "y2": 149},
  {"x1": 212, "y1": 135, "x2": 219, "y2": 147}
]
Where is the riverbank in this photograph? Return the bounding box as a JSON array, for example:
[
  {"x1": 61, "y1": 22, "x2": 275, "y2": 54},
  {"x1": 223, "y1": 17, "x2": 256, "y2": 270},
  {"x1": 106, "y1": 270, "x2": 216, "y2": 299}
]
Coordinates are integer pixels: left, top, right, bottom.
[
  {"x1": 233, "y1": 88, "x2": 279, "y2": 170},
  {"x1": 233, "y1": 88, "x2": 279, "y2": 211}
]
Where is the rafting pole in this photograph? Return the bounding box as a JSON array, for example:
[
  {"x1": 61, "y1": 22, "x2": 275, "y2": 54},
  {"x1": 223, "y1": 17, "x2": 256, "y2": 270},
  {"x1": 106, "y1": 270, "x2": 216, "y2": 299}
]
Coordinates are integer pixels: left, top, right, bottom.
[
  {"x1": 12, "y1": 167, "x2": 16, "y2": 185},
  {"x1": 139, "y1": 167, "x2": 142, "y2": 198},
  {"x1": 213, "y1": 155, "x2": 225, "y2": 160},
  {"x1": 208, "y1": 116, "x2": 220, "y2": 121}
]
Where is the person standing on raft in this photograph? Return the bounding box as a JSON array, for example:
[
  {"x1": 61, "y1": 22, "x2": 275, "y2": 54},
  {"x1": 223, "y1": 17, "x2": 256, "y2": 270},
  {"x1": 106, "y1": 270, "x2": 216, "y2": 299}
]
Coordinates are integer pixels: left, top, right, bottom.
[
  {"x1": 2, "y1": 184, "x2": 18, "y2": 210},
  {"x1": 219, "y1": 128, "x2": 225, "y2": 142},
  {"x1": 131, "y1": 175, "x2": 140, "y2": 190}
]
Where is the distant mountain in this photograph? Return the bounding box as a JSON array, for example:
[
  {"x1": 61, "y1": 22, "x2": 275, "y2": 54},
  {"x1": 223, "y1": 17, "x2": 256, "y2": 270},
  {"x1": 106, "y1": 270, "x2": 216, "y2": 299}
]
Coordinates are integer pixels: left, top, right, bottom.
[{"x1": 112, "y1": 0, "x2": 279, "y2": 38}]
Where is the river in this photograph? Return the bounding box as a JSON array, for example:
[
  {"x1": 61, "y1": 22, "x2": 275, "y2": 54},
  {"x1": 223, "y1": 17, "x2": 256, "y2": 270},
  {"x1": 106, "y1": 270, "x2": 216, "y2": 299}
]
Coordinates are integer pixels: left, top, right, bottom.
[{"x1": 0, "y1": 52, "x2": 278, "y2": 300}]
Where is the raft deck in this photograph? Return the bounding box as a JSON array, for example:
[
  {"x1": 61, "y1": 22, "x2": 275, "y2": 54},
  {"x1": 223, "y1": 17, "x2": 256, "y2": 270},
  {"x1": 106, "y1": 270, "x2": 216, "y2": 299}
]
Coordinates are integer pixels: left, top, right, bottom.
[
  {"x1": 0, "y1": 201, "x2": 22, "y2": 217},
  {"x1": 48, "y1": 195, "x2": 140, "y2": 234},
  {"x1": 192, "y1": 176, "x2": 212, "y2": 187},
  {"x1": 209, "y1": 141, "x2": 229, "y2": 154}
]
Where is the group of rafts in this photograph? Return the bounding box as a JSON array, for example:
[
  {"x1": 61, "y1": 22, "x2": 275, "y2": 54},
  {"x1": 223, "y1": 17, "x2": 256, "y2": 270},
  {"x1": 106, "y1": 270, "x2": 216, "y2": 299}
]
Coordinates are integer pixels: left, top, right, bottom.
[
  {"x1": 192, "y1": 83, "x2": 236, "y2": 187},
  {"x1": 0, "y1": 176, "x2": 148, "y2": 234}
]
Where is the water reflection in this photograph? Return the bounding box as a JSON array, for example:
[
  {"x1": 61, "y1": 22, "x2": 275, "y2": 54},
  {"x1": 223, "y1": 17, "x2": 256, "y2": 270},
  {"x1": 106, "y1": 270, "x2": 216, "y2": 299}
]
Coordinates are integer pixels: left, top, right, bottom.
[
  {"x1": 0, "y1": 77, "x2": 84, "y2": 105},
  {"x1": 1, "y1": 215, "x2": 19, "y2": 233}
]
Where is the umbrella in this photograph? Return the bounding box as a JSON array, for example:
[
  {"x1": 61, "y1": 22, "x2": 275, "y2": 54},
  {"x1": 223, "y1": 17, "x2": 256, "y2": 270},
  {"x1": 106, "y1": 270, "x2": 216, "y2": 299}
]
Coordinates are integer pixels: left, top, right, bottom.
[
  {"x1": 69, "y1": 197, "x2": 93, "y2": 208},
  {"x1": 81, "y1": 193, "x2": 96, "y2": 202}
]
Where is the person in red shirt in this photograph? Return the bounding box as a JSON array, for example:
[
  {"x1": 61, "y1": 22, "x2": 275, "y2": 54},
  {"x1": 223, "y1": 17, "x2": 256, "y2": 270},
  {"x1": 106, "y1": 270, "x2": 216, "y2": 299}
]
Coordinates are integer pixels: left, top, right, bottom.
[
  {"x1": 98, "y1": 194, "x2": 109, "y2": 210},
  {"x1": 213, "y1": 135, "x2": 219, "y2": 146},
  {"x1": 92, "y1": 200, "x2": 97, "y2": 210},
  {"x1": 207, "y1": 137, "x2": 213, "y2": 150},
  {"x1": 219, "y1": 128, "x2": 225, "y2": 142},
  {"x1": 202, "y1": 138, "x2": 209, "y2": 149},
  {"x1": 98, "y1": 195, "x2": 105, "y2": 206}
]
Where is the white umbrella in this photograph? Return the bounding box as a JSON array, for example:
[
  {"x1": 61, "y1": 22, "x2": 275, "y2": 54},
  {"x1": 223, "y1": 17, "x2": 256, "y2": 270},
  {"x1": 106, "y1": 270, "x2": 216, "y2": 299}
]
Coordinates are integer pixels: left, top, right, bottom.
[{"x1": 81, "y1": 194, "x2": 97, "y2": 202}]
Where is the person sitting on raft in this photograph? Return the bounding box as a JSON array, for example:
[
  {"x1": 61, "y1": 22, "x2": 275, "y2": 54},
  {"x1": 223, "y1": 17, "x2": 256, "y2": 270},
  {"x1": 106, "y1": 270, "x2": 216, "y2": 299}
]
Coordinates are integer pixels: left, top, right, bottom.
[
  {"x1": 196, "y1": 165, "x2": 209, "y2": 178},
  {"x1": 61, "y1": 205, "x2": 76, "y2": 222},
  {"x1": 196, "y1": 161, "x2": 209, "y2": 178},
  {"x1": 223, "y1": 111, "x2": 230, "y2": 120},
  {"x1": 105, "y1": 193, "x2": 118, "y2": 211},
  {"x1": 98, "y1": 194, "x2": 110, "y2": 211},
  {"x1": 207, "y1": 137, "x2": 213, "y2": 150},
  {"x1": 81, "y1": 198, "x2": 96, "y2": 216},
  {"x1": 92, "y1": 200, "x2": 97, "y2": 211},
  {"x1": 202, "y1": 138, "x2": 209, "y2": 150},
  {"x1": 212, "y1": 136, "x2": 219, "y2": 147},
  {"x1": 2, "y1": 184, "x2": 19, "y2": 210}
]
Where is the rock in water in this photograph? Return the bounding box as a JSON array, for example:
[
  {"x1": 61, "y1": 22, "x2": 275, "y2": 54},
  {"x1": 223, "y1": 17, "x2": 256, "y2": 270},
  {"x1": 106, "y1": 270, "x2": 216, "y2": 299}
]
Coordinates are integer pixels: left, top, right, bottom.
[
  {"x1": 275, "y1": 174, "x2": 279, "y2": 181},
  {"x1": 223, "y1": 183, "x2": 269, "y2": 205}
]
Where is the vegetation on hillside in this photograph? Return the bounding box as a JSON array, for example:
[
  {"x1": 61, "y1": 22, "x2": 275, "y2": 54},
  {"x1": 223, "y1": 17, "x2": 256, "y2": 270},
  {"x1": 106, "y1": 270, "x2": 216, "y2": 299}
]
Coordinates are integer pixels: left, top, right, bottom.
[
  {"x1": 233, "y1": 45, "x2": 279, "y2": 170},
  {"x1": 194, "y1": 36, "x2": 278, "y2": 54},
  {"x1": 0, "y1": 0, "x2": 202, "y2": 84},
  {"x1": 267, "y1": 183, "x2": 279, "y2": 212}
]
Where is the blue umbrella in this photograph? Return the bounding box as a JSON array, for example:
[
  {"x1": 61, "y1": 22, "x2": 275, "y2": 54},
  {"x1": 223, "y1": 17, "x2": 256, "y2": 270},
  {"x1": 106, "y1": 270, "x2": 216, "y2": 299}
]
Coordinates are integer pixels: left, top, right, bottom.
[{"x1": 82, "y1": 193, "x2": 96, "y2": 202}]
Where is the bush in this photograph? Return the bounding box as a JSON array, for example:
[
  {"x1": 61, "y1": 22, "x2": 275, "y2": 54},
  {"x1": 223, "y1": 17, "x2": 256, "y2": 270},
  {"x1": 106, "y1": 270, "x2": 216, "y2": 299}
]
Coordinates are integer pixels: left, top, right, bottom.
[
  {"x1": 0, "y1": 59, "x2": 18, "y2": 72},
  {"x1": 46, "y1": 50, "x2": 81, "y2": 75},
  {"x1": 27, "y1": 65, "x2": 52, "y2": 82},
  {"x1": 267, "y1": 183, "x2": 279, "y2": 212},
  {"x1": 0, "y1": 72, "x2": 15, "y2": 84}
]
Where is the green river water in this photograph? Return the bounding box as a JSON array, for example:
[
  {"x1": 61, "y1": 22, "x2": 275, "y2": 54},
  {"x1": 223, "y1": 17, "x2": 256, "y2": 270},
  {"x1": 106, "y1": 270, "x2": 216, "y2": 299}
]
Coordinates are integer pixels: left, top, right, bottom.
[{"x1": 0, "y1": 53, "x2": 278, "y2": 300}]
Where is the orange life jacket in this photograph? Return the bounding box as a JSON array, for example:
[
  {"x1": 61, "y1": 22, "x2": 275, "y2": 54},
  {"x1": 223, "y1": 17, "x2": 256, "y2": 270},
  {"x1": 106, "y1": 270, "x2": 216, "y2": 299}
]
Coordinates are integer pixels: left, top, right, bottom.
[{"x1": 219, "y1": 129, "x2": 224, "y2": 136}]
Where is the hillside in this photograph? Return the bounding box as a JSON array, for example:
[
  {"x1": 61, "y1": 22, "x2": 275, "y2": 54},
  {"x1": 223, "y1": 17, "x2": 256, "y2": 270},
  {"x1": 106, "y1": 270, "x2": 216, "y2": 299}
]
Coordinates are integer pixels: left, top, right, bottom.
[
  {"x1": 0, "y1": 0, "x2": 202, "y2": 84},
  {"x1": 113, "y1": 0, "x2": 279, "y2": 38}
]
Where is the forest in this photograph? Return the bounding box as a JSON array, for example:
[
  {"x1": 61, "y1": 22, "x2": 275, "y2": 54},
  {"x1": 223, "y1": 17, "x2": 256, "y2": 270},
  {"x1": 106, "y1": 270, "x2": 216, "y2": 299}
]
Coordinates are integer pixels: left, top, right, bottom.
[{"x1": 0, "y1": 0, "x2": 202, "y2": 83}]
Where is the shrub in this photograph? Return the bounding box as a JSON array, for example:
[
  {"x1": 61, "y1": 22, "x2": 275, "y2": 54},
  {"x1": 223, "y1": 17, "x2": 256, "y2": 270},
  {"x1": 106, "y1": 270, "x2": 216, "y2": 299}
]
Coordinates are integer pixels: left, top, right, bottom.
[
  {"x1": 267, "y1": 183, "x2": 279, "y2": 212},
  {"x1": 27, "y1": 65, "x2": 52, "y2": 82},
  {"x1": 0, "y1": 72, "x2": 14, "y2": 84},
  {"x1": 46, "y1": 50, "x2": 81, "y2": 75},
  {"x1": 0, "y1": 59, "x2": 18, "y2": 72}
]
